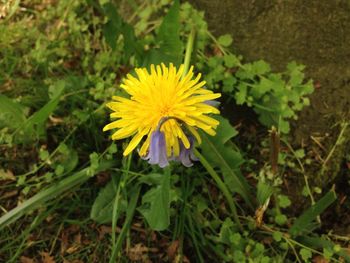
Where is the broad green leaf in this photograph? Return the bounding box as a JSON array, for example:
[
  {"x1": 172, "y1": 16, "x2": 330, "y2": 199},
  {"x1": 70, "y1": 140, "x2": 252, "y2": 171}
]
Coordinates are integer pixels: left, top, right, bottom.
[
  {"x1": 143, "y1": 0, "x2": 183, "y2": 66},
  {"x1": 289, "y1": 190, "x2": 337, "y2": 237},
  {"x1": 0, "y1": 94, "x2": 27, "y2": 130},
  {"x1": 102, "y1": 3, "x2": 122, "y2": 50},
  {"x1": 138, "y1": 171, "x2": 170, "y2": 231},
  {"x1": 101, "y1": 2, "x2": 140, "y2": 61},
  {"x1": 90, "y1": 178, "x2": 126, "y2": 224},
  {"x1": 200, "y1": 116, "x2": 253, "y2": 208}
]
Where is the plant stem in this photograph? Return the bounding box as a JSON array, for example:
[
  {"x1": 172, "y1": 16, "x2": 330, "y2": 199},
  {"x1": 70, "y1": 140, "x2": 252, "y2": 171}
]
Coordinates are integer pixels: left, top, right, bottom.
[
  {"x1": 194, "y1": 149, "x2": 243, "y2": 231},
  {"x1": 182, "y1": 28, "x2": 196, "y2": 78}
]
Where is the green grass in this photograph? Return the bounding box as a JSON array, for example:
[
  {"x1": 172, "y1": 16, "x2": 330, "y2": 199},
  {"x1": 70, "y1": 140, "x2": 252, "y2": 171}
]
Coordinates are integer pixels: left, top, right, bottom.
[{"x1": 1, "y1": 0, "x2": 349, "y2": 262}]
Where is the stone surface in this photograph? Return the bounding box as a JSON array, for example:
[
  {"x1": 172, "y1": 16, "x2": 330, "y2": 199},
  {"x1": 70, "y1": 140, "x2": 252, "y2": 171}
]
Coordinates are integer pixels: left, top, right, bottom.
[{"x1": 190, "y1": 0, "x2": 350, "y2": 182}]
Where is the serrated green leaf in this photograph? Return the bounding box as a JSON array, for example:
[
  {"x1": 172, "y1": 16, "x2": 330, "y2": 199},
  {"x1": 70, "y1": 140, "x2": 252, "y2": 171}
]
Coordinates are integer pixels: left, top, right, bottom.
[
  {"x1": 143, "y1": 0, "x2": 182, "y2": 66},
  {"x1": 235, "y1": 83, "x2": 248, "y2": 105},
  {"x1": 289, "y1": 190, "x2": 337, "y2": 237},
  {"x1": 90, "y1": 178, "x2": 127, "y2": 224},
  {"x1": 218, "y1": 218, "x2": 235, "y2": 244},
  {"x1": 200, "y1": 117, "x2": 253, "y2": 208},
  {"x1": 102, "y1": 3, "x2": 122, "y2": 50},
  {"x1": 224, "y1": 54, "x2": 240, "y2": 68},
  {"x1": 138, "y1": 171, "x2": 170, "y2": 231},
  {"x1": 251, "y1": 60, "x2": 271, "y2": 75}
]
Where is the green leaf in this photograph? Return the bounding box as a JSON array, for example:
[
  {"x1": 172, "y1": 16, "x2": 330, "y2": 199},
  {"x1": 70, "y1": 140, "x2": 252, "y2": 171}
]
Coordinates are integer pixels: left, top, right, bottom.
[
  {"x1": 224, "y1": 54, "x2": 240, "y2": 68},
  {"x1": 0, "y1": 94, "x2": 27, "y2": 130},
  {"x1": 289, "y1": 190, "x2": 337, "y2": 237},
  {"x1": 218, "y1": 218, "x2": 235, "y2": 244},
  {"x1": 275, "y1": 214, "x2": 287, "y2": 225},
  {"x1": 0, "y1": 161, "x2": 114, "y2": 230},
  {"x1": 102, "y1": 3, "x2": 122, "y2": 50},
  {"x1": 294, "y1": 149, "x2": 305, "y2": 159},
  {"x1": 251, "y1": 60, "x2": 271, "y2": 75},
  {"x1": 138, "y1": 171, "x2": 170, "y2": 231},
  {"x1": 218, "y1": 34, "x2": 233, "y2": 47},
  {"x1": 90, "y1": 178, "x2": 126, "y2": 224},
  {"x1": 24, "y1": 80, "x2": 65, "y2": 139},
  {"x1": 278, "y1": 195, "x2": 291, "y2": 208},
  {"x1": 299, "y1": 236, "x2": 350, "y2": 262},
  {"x1": 235, "y1": 83, "x2": 248, "y2": 105},
  {"x1": 300, "y1": 248, "x2": 312, "y2": 262},
  {"x1": 257, "y1": 180, "x2": 273, "y2": 206},
  {"x1": 272, "y1": 231, "x2": 283, "y2": 242},
  {"x1": 143, "y1": 0, "x2": 182, "y2": 66},
  {"x1": 200, "y1": 116, "x2": 253, "y2": 208}
]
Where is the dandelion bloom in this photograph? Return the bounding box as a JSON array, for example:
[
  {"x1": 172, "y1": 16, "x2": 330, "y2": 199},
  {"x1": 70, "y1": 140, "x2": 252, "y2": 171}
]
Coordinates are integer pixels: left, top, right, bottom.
[{"x1": 103, "y1": 63, "x2": 221, "y2": 167}]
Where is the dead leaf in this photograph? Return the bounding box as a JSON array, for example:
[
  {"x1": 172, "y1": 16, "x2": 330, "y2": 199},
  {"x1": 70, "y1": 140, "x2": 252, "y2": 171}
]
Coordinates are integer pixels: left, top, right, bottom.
[
  {"x1": 128, "y1": 243, "x2": 149, "y2": 261},
  {"x1": 167, "y1": 240, "x2": 179, "y2": 260},
  {"x1": 40, "y1": 251, "x2": 55, "y2": 263},
  {"x1": 127, "y1": 243, "x2": 158, "y2": 262},
  {"x1": 2, "y1": 190, "x2": 18, "y2": 199},
  {"x1": 312, "y1": 255, "x2": 329, "y2": 263},
  {"x1": 49, "y1": 115, "x2": 64, "y2": 124},
  {"x1": 0, "y1": 169, "x2": 16, "y2": 181},
  {"x1": 98, "y1": 225, "x2": 121, "y2": 240},
  {"x1": 66, "y1": 244, "x2": 80, "y2": 254},
  {"x1": 20, "y1": 256, "x2": 35, "y2": 263},
  {"x1": 63, "y1": 259, "x2": 84, "y2": 263}
]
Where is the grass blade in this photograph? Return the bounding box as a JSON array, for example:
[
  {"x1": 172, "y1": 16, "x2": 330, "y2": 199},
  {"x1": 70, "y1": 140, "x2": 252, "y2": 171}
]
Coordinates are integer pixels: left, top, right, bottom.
[
  {"x1": 289, "y1": 189, "x2": 337, "y2": 237},
  {"x1": 0, "y1": 161, "x2": 114, "y2": 230}
]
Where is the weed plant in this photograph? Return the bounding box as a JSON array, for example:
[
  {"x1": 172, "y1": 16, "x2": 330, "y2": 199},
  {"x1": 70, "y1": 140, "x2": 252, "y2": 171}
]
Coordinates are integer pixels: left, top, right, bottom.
[{"x1": 0, "y1": 1, "x2": 348, "y2": 262}]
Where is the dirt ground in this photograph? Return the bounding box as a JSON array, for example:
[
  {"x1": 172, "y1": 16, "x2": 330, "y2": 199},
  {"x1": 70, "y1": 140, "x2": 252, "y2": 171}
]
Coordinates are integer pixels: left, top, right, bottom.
[{"x1": 190, "y1": 0, "x2": 350, "y2": 185}]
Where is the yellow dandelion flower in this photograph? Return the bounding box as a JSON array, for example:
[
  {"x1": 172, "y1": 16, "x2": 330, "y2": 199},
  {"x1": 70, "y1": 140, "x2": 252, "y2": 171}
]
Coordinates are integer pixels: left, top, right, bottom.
[{"x1": 103, "y1": 63, "x2": 221, "y2": 167}]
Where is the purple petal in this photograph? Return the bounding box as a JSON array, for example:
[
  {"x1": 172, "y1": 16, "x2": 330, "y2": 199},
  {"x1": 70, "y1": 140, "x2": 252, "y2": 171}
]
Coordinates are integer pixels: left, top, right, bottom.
[
  {"x1": 143, "y1": 131, "x2": 169, "y2": 168},
  {"x1": 176, "y1": 136, "x2": 197, "y2": 167}
]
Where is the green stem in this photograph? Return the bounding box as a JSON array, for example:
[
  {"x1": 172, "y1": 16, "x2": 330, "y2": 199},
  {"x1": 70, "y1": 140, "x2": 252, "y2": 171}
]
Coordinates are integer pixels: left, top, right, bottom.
[
  {"x1": 194, "y1": 149, "x2": 242, "y2": 231},
  {"x1": 182, "y1": 28, "x2": 196, "y2": 78}
]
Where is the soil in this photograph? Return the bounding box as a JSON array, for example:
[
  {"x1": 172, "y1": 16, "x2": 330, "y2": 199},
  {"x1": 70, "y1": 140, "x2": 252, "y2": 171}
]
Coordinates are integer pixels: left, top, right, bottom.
[{"x1": 190, "y1": 0, "x2": 350, "y2": 185}]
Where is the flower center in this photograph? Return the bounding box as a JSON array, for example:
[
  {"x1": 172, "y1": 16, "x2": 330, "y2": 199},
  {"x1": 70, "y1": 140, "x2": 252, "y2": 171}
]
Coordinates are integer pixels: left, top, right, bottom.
[{"x1": 160, "y1": 105, "x2": 172, "y2": 116}]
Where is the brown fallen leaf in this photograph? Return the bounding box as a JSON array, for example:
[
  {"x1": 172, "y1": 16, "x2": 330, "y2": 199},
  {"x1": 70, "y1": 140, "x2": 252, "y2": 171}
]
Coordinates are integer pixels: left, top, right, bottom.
[
  {"x1": 0, "y1": 169, "x2": 16, "y2": 181},
  {"x1": 167, "y1": 240, "x2": 179, "y2": 260},
  {"x1": 20, "y1": 256, "x2": 35, "y2": 263},
  {"x1": 312, "y1": 255, "x2": 329, "y2": 263},
  {"x1": 127, "y1": 243, "x2": 158, "y2": 262},
  {"x1": 2, "y1": 190, "x2": 18, "y2": 199},
  {"x1": 40, "y1": 251, "x2": 55, "y2": 263},
  {"x1": 98, "y1": 225, "x2": 121, "y2": 240}
]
